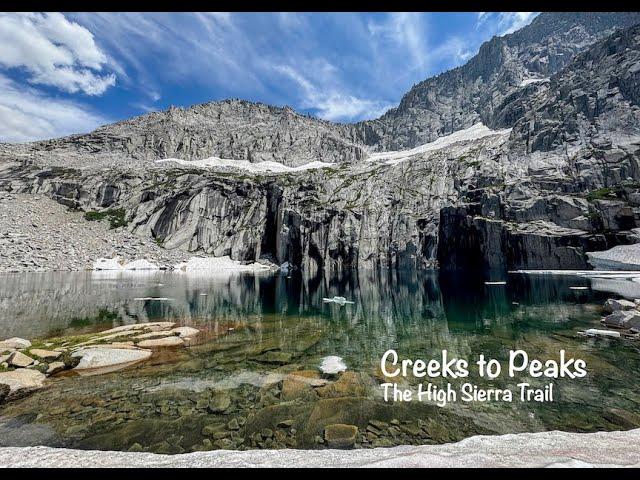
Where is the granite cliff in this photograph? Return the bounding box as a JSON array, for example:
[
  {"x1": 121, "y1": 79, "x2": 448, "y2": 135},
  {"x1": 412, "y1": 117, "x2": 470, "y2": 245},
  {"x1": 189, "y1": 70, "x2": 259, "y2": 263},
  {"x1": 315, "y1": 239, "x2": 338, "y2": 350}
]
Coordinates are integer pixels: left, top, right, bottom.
[{"x1": 2, "y1": 12, "x2": 640, "y2": 276}]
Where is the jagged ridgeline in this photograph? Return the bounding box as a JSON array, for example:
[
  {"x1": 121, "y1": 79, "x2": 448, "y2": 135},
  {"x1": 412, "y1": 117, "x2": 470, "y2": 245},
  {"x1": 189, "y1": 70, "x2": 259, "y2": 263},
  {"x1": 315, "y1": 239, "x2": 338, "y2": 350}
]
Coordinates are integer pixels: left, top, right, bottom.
[{"x1": 1, "y1": 12, "x2": 640, "y2": 275}]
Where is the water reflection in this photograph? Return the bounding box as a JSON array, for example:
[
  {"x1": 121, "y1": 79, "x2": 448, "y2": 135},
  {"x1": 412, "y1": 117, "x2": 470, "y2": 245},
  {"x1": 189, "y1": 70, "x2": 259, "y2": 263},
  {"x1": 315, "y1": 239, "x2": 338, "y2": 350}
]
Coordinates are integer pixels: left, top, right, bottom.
[
  {"x1": 0, "y1": 270, "x2": 614, "y2": 340},
  {"x1": 1, "y1": 269, "x2": 640, "y2": 452}
]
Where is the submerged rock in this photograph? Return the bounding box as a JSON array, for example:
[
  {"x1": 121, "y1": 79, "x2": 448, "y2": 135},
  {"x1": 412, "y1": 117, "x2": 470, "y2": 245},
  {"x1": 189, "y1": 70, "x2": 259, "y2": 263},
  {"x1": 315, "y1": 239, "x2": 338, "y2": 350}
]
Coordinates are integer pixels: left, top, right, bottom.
[
  {"x1": 324, "y1": 424, "x2": 358, "y2": 448},
  {"x1": 254, "y1": 351, "x2": 292, "y2": 365},
  {"x1": 316, "y1": 372, "x2": 368, "y2": 398},
  {"x1": 281, "y1": 371, "x2": 321, "y2": 401},
  {"x1": 207, "y1": 391, "x2": 231, "y2": 413}
]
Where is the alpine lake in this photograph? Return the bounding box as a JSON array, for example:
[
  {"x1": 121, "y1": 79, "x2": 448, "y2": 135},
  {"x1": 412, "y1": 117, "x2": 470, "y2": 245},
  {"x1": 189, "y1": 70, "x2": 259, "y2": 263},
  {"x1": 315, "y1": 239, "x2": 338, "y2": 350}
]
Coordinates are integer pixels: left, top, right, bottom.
[{"x1": 1, "y1": 268, "x2": 640, "y2": 454}]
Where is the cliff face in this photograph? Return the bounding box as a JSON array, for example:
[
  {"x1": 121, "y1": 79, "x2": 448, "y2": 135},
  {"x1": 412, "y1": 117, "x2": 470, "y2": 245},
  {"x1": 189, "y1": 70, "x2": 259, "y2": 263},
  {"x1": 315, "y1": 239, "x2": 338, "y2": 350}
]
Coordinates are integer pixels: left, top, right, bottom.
[
  {"x1": 438, "y1": 23, "x2": 640, "y2": 273},
  {"x1": 2, "y1": 13, "x2": 640, "y2": 276},
  {"x1": 356, "y1": 12, "x2": 640, "y2": 151},
  {"x1": 0, "y1": 128, "x2": 507, "y2": 273},
  {"x1": 11, "y1": 101, "x2": 365, "y2": 168}
]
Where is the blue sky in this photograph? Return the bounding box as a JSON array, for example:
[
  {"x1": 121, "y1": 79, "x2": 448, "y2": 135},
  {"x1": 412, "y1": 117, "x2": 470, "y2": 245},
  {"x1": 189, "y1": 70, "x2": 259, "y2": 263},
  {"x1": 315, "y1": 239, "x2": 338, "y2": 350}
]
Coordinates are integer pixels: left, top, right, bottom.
[{"x1": 0, "y1": 12, "x2": 538, "y2": 143}]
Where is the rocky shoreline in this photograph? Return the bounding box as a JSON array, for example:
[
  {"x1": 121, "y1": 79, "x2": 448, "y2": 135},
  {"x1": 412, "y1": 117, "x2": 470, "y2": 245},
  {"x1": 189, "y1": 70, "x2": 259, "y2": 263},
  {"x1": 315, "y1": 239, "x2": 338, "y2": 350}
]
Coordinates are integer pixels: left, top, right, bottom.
[
  {"x1": 0, "y1": 428, "x2": 638, "y2": 467},
  {"x1": 0, "y1": 322, "x2": 201, "y2": 403}
]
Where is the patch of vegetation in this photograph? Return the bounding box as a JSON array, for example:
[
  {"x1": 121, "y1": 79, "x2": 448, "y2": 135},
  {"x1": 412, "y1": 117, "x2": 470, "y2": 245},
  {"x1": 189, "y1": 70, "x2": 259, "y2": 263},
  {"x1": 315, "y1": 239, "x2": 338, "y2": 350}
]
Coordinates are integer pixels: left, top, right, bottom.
[
  {"x1": 587, "y1": 210, "x2": 604, "y2": 223},
  {"x1": 84, "y1": 208, "x2": 128, "y2": 229},
  {"x1": 68, "y1": 309, "x2": 118, "y2": 329},
  {"x1": 586, "y1": 187, "x2": 615, "y2": 202}
]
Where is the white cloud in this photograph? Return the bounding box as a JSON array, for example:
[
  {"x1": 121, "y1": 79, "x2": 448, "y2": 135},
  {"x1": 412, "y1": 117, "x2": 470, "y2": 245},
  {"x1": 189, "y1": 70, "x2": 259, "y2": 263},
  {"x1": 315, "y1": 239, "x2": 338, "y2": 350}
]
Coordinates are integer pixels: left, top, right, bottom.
[
  {"x1": 0, "y1": 13, "x2": 115, "y2": 95},
  {"x1": 0, "y1": 74, "x2": 108, "y2": 143},
  {"x1": 367, "y1": 13, "x2": 429, "y2": 71},
  {"x1": 476, "y1": 12, "x2": 539, "y2": 36},
  {"x1": 431, "y1": 36, "x2": 474, "y2": 64},
  {"x1": 69, "y1": 12, "x2": 263, "y2": 101},
  {"x1": 498, "y1": 12, "x2": 538, "y2": 35},
  {"x1": 273, "y1": 63, "x2": 393, "y2": 122}
]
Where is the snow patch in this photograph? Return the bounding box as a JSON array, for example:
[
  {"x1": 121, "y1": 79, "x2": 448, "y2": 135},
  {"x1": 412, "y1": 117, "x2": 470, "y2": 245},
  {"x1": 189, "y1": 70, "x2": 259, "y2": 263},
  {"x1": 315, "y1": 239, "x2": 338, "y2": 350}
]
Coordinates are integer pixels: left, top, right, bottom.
[
  {"x1": 587, "y1": 243, "x2": 640, "y2": 271},
  {"x1": 366, "y1": 123, "x2": 511, "y2": 166},
  {"x1": 173, "y1": 256, "x2": 274, "y2": 273},
  {"x1": 93, "y1": 257, "x2": 160, "y2": 271},
  {"x1": 519, "y1": 77, "x2": 550, "y2": 87},
  {"x1": 156, "y1": 157, "x2": 335, "y2": 174}
]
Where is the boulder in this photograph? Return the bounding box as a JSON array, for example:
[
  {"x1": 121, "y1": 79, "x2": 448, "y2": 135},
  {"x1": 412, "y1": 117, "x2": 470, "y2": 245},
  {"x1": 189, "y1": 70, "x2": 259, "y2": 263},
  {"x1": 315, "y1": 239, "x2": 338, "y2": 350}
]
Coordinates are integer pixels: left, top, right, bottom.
[
  {"x1": 8, "y1": 351, "x2": 34, "y2": 367},
  {"x1": 281, "y1": 371, "x2": 321, "y2": 401},
  {"x1": 98, "y1": 322, "x2": 176, "y2": 336},
  {"x1": 602, "y1": 310, "x2": 640, "y2": 329},
  {"x1": 324, "y1": 424, "x2": 358, "y2": 448},
  {"x1": 0, "y1": 369, "x2": 46, "y2": 399},
  {"x1": 72, "y1": 347, "x2": 152, "y2": 375},
  {"x1": 0, "y1": 337, "x2": 31, "y2": 351},
  {"x1": 171, "y1": 327, "x2": 200, "y2": 338},
  {"x1": 207, "y1": 391, "x2": 231, "y2": 413},
  {"x1": 46, "y1": 361, "x2": 66, "y2": 375},
  {"x1": 137, "y1": 336, "x2": 184, "y2": 348},
  {"x1": 29, "y1": 348, "x2": 62, "y2": 361},
  {"x1": 603, "y1": 298, "x2": 637, "y2": 313}
]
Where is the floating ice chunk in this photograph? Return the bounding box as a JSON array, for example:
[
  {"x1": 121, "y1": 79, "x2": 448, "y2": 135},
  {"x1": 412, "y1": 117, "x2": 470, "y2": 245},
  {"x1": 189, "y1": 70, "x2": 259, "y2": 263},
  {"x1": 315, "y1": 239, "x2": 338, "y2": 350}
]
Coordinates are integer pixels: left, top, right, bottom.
[
  {"x1": 485, "y1": 281, "x2": 507, "y2": 285},
  {"x1": 569, "y1": 286, "x2": 589, "y2": 290},
  {"x1": 581, "y1": 329, "x2": 621, "y2": 338},
  {"x1": 322, "y1": 296, "x2": 355, "y2": 305},
  {"x1": 320, "y1": 355, "x2": 347, "y2": 375}
]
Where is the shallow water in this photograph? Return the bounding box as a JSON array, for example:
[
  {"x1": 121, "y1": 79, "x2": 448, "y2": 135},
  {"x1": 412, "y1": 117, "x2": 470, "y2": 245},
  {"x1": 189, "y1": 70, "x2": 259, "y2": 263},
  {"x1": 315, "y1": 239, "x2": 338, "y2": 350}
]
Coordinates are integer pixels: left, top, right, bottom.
[{"x1": 1, "y1": 269, "x2": 640, "y2": 453}]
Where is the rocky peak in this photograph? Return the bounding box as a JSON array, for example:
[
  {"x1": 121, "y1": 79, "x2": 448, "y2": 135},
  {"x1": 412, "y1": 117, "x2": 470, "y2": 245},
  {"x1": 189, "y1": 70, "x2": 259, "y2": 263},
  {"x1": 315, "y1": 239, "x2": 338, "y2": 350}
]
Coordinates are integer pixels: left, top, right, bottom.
[{"x1": 356, "y1": 12, "x2": 640, "y2": 152}]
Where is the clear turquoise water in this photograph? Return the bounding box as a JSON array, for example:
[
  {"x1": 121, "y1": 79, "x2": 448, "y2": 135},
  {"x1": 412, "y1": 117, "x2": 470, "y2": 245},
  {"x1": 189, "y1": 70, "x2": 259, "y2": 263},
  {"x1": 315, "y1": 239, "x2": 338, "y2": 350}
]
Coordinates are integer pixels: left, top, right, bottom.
[{"x1": 0, "y1": 270, "x2": 639, "y2": 453}]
